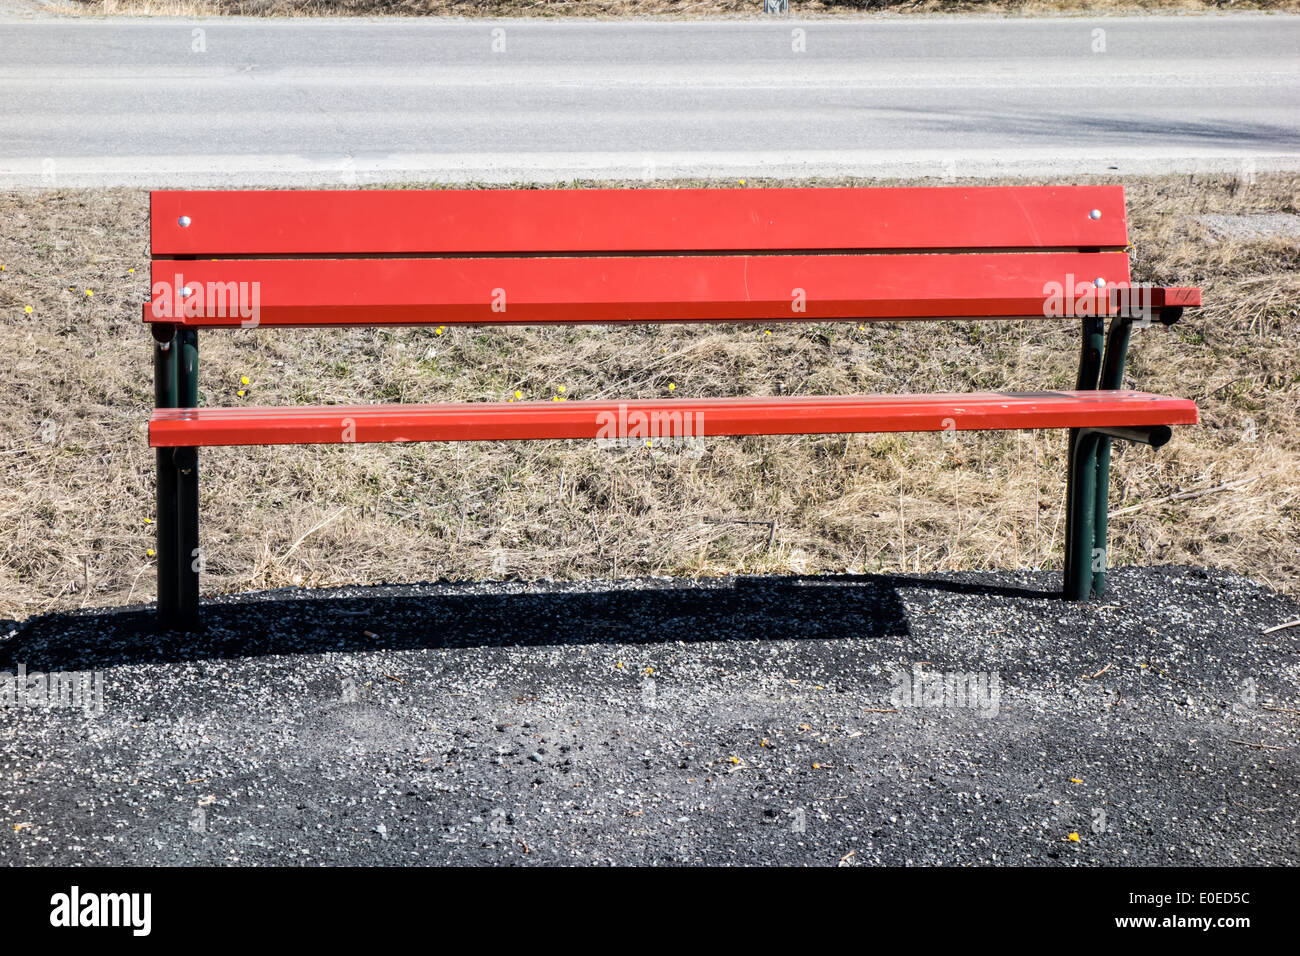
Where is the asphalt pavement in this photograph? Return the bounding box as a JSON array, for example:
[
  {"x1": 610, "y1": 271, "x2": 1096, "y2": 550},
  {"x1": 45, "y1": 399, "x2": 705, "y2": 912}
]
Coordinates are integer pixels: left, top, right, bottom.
[{"x1": 3, "y1": 565, "x2": 1297, "y2": 865}]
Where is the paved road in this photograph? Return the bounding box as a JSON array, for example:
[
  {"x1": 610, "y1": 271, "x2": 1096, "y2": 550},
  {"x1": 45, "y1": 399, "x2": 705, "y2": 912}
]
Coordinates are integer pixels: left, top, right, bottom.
[
  {"x1": 0, "y1": 15, "x2": 1297, "y2": 186},
  {"x1": 2, "y1": 566, "x2": 1298, "y2": 865}
]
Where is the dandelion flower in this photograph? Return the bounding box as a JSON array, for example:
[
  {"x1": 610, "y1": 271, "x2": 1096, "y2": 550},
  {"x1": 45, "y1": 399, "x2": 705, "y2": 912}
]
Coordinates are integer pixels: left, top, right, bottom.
[
  {"x1": 85, "y1": 289, "x2": 93, "y2": 296},
  {"x1": 514, "y1": 390, "x2": 522, "y2": 400},
  {"x1": 1067, "y1": 832, "x2": 1080, "y2": 843},
  {"x1": 24, "y1": 306, "x2": 32, "y2": 314},
  {"x1": 240, "y1": 376, "x2": 250, "y2": 386},
  {"x1": 764, "y1": 330, "x2": 771, "y2": 336},
  {"x1": 146, "y1": 548, "x2": 156, "y2": 557},
  {"x1": 667, "y1": 382, "x2": 676, "y2": 391},
  {"x1": 237, "y1": 389, "x2": 246, "y2": 398}
]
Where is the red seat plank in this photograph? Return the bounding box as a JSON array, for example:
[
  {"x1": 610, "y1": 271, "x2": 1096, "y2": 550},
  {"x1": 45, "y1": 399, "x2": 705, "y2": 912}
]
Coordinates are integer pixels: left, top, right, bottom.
[
  {"x1": 150, "y1": 391, "x2": 1198, "y2": 447},
  {"x1": 150, "y1": 186, "x2": 1129, "y2": 257},
  {"x1": 147, "y1": 252, "x2": 1132, "y2": 327}
]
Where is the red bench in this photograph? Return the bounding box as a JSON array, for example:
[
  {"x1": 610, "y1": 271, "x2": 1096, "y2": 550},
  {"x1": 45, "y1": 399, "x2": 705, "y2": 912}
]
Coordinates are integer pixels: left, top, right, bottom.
[{"x1": 145, "y1": 186, "x2": 1201, "y2": 630}]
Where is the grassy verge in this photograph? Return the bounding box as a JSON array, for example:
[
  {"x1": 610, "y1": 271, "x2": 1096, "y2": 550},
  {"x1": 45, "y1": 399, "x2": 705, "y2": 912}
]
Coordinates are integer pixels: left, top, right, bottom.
[
  {"x1": 0, "y1": 172, "x2": 1296, "y2": 620},
  {"x1": 59, "y1": 0, "x2": 1300, "y2": 19}
]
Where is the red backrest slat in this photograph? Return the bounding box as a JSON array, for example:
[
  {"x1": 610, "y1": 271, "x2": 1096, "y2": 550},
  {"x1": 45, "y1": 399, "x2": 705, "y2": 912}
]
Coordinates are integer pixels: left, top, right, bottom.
[
  {"x1": 147, "y1": 252, "x2": 1132, "y2": 327},
  {"x1": 150, "y1": 186, "x2": 1129, "y2": 257}
]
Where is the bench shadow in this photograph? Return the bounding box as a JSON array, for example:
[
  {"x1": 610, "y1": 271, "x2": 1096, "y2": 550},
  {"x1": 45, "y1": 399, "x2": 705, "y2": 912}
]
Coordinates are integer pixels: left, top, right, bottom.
[{"x1": 1, "y1": 572, "x2": 1054, "y2": 673}]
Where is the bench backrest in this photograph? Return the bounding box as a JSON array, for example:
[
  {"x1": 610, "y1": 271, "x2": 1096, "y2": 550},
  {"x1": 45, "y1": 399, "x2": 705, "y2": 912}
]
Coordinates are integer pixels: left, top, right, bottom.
[{"x1": 147, "y1": 186, "x2": 1144, "y2": 328}]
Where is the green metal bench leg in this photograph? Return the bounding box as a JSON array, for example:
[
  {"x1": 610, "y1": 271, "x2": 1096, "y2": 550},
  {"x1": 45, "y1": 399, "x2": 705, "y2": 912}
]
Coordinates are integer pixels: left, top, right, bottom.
[
  {"x1": 175, "y1": 328, "x2": 201, "y2": 631},
  {"x1": 1093, "y1": 438, "x2": 1112, "y2": 595},
  {"x1": 1063, "y1": 315, "x2": 1105, "y2": 599},
  {"x1": 153, "y1": 326, "x2": 180, "y2": 630},
  {"x1": 1065, "y1": 430, "x2": 1102, "y2": 600},
  {"x1": 175, "y1": 448, "x2": 200, "y2": 630},
  {"x1": 1093, "y1": 316, "x2": 1133, "y2": 597}
]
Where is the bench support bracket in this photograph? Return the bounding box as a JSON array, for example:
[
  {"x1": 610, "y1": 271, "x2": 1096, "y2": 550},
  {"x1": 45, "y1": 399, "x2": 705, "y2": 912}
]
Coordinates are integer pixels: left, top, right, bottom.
[
  {"x1": 176, "y1": 329, "x2": 201, "y2": 631},
  {"x1": 1065, "y1": 313, "x2": 1166, "y2": 600},
  {"x1": 154, "y1": 326, "x2": 201, "y2": 631},
  {"x1": 153, "y1": 325, "x2": 179, "y2": 629},
  {"x1": 1092, "y1": 314, "x2": 1134, "y2": 597},
  {"x1": 1064, "y1": 316, "x2": 1106, "y2": 600}
]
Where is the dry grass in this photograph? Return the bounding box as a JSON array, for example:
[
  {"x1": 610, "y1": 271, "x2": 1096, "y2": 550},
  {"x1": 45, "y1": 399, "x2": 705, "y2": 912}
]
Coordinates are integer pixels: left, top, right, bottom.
[
  {"x1": 0, "y1": 173, "x2": 1297, "y2": 621},
  {"x1": 60, "y1": 0, "x2": 1300, "y2": 18}
]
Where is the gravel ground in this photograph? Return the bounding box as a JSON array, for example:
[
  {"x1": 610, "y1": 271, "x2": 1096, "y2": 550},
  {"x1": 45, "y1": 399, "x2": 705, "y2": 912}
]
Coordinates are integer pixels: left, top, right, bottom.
[{"x1": 1, "y1": 565, "x2": 1297, "y2": 866}]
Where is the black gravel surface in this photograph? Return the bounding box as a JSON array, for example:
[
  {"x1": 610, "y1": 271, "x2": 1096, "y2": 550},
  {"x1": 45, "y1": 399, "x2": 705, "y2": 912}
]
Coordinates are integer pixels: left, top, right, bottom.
[{"x1": 1, "y1": 565, "x2": 1297, "y2": 866}]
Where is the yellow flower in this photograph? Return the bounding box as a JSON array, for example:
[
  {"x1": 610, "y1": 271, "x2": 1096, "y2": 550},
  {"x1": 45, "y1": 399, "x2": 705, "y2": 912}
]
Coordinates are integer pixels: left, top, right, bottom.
[
  {"x1": 557, "y1": 385, "x2": 566, "y2": 394},
  {"x1": 739, "y1": 179, "x2": 746, "y2": 185},
  {"x1": 24, "y1": 306, "x2": 32, "y2": 314},
  {"x1": 643, "y1": 666, "x2": 653, "y2": 675},
  {"x1": 1067, "y1": 832, "x2": 1080, "y2": 842},
  {"x1": 812, "y1": 762, "x2": 821, "y2": 769},
  {"x1": 240, "y1": 376, "x2": 250, "y2": 386},
  {"x1": 614, "y1": 661, "x2": 624, "y2": 670},
  {"x1": 146, "y1": 548, "x2": 156, "y2": 557},
  {"x1": 435, "y1": 327, "x2": 445, "y2": 335},
  {"x1": 144, "y1": 518, "x2": 151, "y2": 525},
  {"x1": 1070, "y1": 777, "x2": 1083, "y2": 784},
  {"x1": 728, "y1": 756, "x2": 740, "y2": 765},
  {"x1": 552, "y1": 396, "x2": 560, "y2": 402},
  {"x1": 763, "y1": 330, "x2": 771, "y2": 336},
  {"x1": 84, "y1": 289, "x2": 93, "y2": 296},
  {"x1": 667, "y1": 382, "x2": 676, "y2": 391},
  {"x1": 236, "y1": 389, "x2": 246, "y2": 397},
  {"x1": 514, "y1": 390, "x2": 522, "y2": 400},
  {"x1": 127, "y1": 268, "x2": 134, "y2": 274}
]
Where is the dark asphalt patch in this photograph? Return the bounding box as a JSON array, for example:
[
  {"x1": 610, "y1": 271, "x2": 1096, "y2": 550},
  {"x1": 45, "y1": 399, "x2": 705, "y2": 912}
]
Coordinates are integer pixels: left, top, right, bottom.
[{"x1": 1, "y1": 565, "x2": 1297, "y2": 865}]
